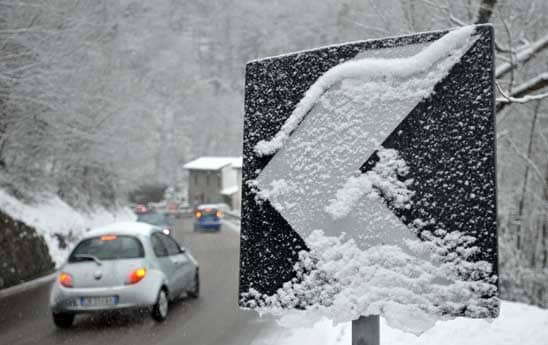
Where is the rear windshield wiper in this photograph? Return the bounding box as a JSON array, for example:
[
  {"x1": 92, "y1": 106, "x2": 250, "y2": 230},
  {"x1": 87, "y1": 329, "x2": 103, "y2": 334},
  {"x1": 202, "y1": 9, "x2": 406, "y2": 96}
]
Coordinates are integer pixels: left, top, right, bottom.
[{"x1": 73, "y1": 254, "x2": 103, "y2": 266}]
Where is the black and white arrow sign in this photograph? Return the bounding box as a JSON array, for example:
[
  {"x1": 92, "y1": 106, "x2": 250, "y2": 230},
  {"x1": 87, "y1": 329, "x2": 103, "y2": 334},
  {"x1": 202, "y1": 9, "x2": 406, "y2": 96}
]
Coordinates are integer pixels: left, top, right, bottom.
[
  {"x1": 254, "y1": 26, "x2": 479, "y2": 250},
  {"x1": 239, "y1": 25, "x2": 498, "y2": 321}
]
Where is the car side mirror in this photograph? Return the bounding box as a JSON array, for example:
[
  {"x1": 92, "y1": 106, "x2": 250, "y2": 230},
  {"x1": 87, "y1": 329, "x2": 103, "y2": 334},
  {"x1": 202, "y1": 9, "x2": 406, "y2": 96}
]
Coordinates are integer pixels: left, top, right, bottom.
[{"x1": 179, "y1": 246, "x2": 186, "y2": 254}]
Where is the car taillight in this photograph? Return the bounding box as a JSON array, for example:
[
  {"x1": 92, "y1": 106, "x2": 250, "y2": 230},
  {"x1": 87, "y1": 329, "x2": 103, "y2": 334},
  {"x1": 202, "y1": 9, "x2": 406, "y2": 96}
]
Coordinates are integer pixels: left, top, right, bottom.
[
  {"x1": 128, "y1": 268, "x2": 147, "y2": 284},
  {"x1": 59, "y1": 272, "x2": 73, "y2": 288},
  {"x1": 216, "y1": 210, "x2": 222, "y2": 218},
  {"x1": 195, "y1": 211, "x2": 202, "y2": 219}
]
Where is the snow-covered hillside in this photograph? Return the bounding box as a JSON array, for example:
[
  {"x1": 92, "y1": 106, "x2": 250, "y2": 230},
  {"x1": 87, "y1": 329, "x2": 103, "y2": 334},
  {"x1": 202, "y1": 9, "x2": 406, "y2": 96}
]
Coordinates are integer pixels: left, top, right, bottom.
[
  {"x1": 0, "y1": 190, "x2": 135, "y2": 266},
  {"x1": 255, "y1": 301, "x2": 547, "y2": 345}
]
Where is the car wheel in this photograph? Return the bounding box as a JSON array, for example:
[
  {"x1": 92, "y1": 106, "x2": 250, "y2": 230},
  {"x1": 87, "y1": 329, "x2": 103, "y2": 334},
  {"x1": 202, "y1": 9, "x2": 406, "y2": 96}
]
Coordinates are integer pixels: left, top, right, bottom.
[
  {"x1": 188, "y1": 271, "x2": 200, "y2": 298},
  {"x1": 52, "y1": 312, "x2": 75, "y2": 328},
  {"x1": 151, "y1": 288, "x2": 169, "y2": 322}
]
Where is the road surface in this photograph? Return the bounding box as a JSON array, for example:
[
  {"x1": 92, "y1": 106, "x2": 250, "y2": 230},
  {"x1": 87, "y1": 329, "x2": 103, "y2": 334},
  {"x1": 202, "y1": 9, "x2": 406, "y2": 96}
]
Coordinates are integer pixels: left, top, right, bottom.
[{"x1": 0, "y1": 216, "x2": 278, "y2": 345}]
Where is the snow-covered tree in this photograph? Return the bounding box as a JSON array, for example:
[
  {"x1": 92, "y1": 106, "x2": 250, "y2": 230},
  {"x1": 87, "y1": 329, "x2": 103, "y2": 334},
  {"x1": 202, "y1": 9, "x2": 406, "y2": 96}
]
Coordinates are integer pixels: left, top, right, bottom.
[{"x1": 1, "y1": 0, "x2": 546, "y2": 306}]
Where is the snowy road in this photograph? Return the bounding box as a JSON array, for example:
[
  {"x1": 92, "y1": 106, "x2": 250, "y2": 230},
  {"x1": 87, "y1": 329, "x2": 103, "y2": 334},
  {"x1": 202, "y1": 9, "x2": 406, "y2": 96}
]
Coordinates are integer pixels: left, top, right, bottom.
[{"x1": 0, "y1": 216, "x2": 276, "y2": 345}]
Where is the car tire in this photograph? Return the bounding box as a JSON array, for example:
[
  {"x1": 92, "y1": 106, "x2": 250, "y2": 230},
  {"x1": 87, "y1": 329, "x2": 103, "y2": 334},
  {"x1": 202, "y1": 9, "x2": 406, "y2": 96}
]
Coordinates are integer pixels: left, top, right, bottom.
[
  {"x1": 187, "y1": 271, "x2": 200, "y2": 299},
  {"x1": 151, "y1": 288, "x2": 169, "y2": 322},
  {"x1": 52, "y1": 312, "x2": 75, "y2": 328}
]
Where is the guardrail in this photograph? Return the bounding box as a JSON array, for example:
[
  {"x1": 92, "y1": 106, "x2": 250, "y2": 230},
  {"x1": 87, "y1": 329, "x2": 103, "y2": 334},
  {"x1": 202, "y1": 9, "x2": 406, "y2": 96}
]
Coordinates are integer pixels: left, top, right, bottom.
[{"x1": 0, "y1": 272, "x2": 56, "y2": 299}]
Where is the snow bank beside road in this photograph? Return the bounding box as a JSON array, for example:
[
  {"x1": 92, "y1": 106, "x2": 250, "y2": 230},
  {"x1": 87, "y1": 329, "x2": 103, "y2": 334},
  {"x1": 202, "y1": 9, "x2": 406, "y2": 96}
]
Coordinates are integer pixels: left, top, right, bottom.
[
  {"x1": 0, "y1": 190, "x2": 135, "y2": 266},
  {"x1": 255, "y1": 301, "x2": 548, "y2": 345}
]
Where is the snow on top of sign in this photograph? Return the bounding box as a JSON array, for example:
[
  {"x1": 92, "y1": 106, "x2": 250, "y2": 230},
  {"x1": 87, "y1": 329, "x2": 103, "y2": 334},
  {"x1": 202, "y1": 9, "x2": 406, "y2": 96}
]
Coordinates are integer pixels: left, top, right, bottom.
[
  {"x1": 183, "y1": 156, "x2": 242, "y2": 170},
  {"x1": 254, "y1": 25, "x2": 476, "y2": 156},
  {"x1": 252, "y1": 178, "x2": 295, "y2": 210},
  {"x1": 241, "y1": 229, "x2": 497, "y2": 335},
  {"x1": 325, "y1": 148, "x2": 413, "y2": 219}
]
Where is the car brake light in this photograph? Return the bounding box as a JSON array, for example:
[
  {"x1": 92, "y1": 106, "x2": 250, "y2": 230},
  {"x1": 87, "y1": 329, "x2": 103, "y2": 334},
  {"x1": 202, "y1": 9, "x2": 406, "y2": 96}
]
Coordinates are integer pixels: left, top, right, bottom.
[
  {"x1": 204, "y1": 208, "x2": 212, "y2": 212},
  {"x1": 195, "y1": 211, "x2": 202, "y2": 219},
  {"x1": 59, "y1": 272, "x2": 73, "y2": 288},
  {"x1": 216, "y1": 210, "x2": 222, "y2": 218},
  {"x1": 128, "y1": 268, "x2": 147, "y2": 284},
  {"x1": 101, "y1": 235, "x2": 117, "y2": 241}
]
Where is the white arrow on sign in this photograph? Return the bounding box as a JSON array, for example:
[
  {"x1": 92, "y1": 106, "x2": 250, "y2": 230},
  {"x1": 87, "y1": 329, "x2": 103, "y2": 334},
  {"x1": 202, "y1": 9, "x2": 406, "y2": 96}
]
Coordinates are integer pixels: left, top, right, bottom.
[{"x1": 255, "y1": 27, "x2": 478, "y2": 249}]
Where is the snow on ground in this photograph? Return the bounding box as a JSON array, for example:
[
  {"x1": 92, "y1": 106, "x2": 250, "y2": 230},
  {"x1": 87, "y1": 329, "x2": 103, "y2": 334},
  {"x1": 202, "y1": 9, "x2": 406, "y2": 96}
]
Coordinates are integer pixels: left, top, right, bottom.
[
  {"x1": 0, "y1": 190, "x2": 135, "y2": 266},
  {"x1": 253, "y1": 301, "x2": 548, "y2": 345}
]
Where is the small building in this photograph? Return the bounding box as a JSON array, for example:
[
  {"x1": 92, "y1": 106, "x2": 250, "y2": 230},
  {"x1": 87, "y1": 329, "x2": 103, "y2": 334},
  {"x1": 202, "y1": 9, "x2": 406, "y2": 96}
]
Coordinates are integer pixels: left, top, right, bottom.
[
  {"x1": 226, "y1": 157, "x2": 242, "y2": 210},
  {"x1": 183, "y1": 156, "x2": 242, "y2": 210}
]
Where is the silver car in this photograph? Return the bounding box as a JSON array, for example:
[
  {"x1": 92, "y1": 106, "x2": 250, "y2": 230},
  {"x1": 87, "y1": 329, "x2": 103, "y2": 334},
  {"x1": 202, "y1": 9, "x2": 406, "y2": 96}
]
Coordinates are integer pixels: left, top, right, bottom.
[{"x1": 50, "y1": 222, "x2": 199, "y2": 328}]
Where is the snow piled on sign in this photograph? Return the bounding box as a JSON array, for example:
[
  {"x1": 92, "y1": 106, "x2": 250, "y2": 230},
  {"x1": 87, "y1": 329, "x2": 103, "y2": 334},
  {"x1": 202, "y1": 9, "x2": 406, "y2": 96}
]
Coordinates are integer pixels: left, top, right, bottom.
[
  {"x1": 244, "y1": 25, "x2": 498, "y2": 334},
  {"x1": 241, "y1": 228, "x2": 497, "y2": 335},
  {"x1": 246, "y1": 146, "x2": 497, "y2": 334},
  {"x1": 0, "y1": 190, "x2": 135, "y2": 265},
  {"x1": 250, "y1": 178, "x2": 296, "y2": 211},
  {"x1": 325, "y1": 148, "x2": 413, "y2": 219},
  {"x1": 254, "y1": 25, "x2": 476, "y2": 156}
]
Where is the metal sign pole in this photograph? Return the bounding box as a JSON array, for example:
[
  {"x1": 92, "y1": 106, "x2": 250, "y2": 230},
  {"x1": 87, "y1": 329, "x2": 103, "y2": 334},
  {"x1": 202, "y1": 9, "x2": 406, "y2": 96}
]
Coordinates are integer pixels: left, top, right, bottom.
[{"x1": 352, "y1": 315, "x2": 380, "y2": 345}]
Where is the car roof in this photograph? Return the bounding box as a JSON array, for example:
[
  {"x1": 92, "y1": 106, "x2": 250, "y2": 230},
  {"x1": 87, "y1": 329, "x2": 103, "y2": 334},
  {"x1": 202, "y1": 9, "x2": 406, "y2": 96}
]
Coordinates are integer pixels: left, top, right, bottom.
[
  {"x1": 195, "y1": 204, "x2": 220, "y2": 210},
  {"x1": 137, "y1": 211, "x2": 168, "y2": 218},
  {"x1": 83, "y1": 221, "x2": 159, "y2": 239}
]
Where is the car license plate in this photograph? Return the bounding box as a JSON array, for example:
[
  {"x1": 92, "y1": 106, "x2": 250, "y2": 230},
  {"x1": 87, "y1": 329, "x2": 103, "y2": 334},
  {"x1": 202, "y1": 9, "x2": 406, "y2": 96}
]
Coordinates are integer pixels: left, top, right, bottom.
[{"x1": 80, "y1": 296, "x2": 118, "y2": 307}]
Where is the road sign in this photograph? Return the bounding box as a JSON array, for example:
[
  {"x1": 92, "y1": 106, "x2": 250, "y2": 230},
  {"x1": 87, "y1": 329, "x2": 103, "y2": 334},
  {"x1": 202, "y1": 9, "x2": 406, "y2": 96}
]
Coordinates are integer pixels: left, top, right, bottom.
[{"x1": 239, "y1": 25, "x2": 498, "y2": 326}]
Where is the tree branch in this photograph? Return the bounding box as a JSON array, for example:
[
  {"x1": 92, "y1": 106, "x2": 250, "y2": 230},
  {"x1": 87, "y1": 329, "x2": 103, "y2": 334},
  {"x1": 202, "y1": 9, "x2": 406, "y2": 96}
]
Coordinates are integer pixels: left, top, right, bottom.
[
  {"x1": 502, "y1": 136, "x2": 546, "y2": 187},
  {"x1": 496, "y1": 74, "x2": 548, "y2": 112},
  {"x1": 496, "y1": 92, "x2": 548, "y2": 105},
  {"x1": 494, "y1": 40, "x2": 517, "y2": 54},
  {"x1": 496, "y1": 34, "x2": 548, "y2": 78},
  {"x1": 475, "y1": 0, "x2": 497, "y2": 24},
  {"x1": 511, "y1": 73, "x2": 548, "y2": 97}
]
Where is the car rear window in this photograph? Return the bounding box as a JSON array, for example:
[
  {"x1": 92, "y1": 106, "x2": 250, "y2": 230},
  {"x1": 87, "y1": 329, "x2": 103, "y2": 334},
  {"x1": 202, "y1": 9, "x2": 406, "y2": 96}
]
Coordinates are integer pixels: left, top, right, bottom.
[
  {"x1": 197, "y1": 207, "x2": 219, "y2": 216},
  {"x1": 137, "y1": 213, "x2": 168, "y2": 225},
  {"x1": 69, "y1": 235, "x2": 144, "y2": 262}
]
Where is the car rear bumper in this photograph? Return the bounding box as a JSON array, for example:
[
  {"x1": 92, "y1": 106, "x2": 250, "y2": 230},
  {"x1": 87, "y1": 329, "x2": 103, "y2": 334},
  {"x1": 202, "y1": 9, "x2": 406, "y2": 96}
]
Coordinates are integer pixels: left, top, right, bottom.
[
  {"x1": 196, "y1": 224, "x2": 221, "y2": 231},
  {"x1": 50, "y1": 280, "x2": 158, "y2": 314},
  {"x1": 196, "y1": 218, "x2": 222, "y2": 228}
]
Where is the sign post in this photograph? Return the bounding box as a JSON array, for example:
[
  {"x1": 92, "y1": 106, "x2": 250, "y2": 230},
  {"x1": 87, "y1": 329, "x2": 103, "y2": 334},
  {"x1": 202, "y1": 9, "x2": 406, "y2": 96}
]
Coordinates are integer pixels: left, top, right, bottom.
[
  {"x1": 353, "y1": 316, "x2": 380, "y2": 345},
  {"x1": 240, "y1": 24, "x2": 498, "y2": 338}
]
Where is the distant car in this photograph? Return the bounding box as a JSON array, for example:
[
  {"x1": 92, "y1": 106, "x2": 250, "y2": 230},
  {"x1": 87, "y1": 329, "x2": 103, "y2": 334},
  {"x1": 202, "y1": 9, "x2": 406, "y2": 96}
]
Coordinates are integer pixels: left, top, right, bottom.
[
  {"x1": 136, "y1": 212, "x2": 173, "y2": 232},
  {"x1": 133, "y1": 204, "x2": 148, "y2": 214},
  {"x1": 50, "y1": 222, "x2": 199, "y2": 328},
  {"x1": 193, "y1": 204, "x2": 222, "y2": 231},
  {"x1": 166, "y1": 202, "x2": 182, "y2": 218}
]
